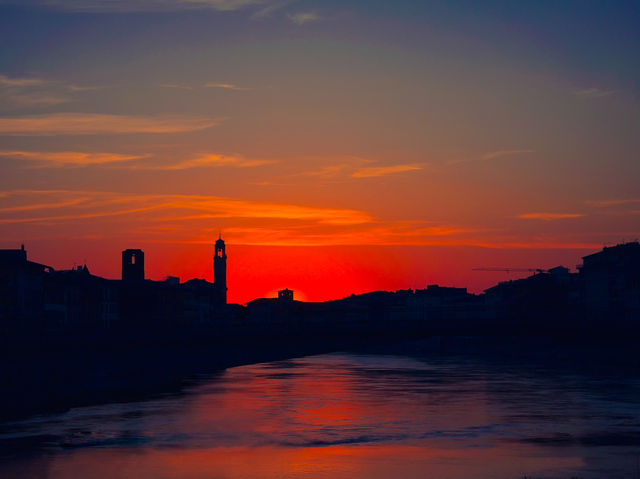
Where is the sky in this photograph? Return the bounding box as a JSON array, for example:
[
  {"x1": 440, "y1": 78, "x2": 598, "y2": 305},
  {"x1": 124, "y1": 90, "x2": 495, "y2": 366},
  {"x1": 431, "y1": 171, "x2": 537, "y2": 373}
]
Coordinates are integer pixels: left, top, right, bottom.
[{"x1": 0, "y1": 0, "x2": 638, "y2": 303}]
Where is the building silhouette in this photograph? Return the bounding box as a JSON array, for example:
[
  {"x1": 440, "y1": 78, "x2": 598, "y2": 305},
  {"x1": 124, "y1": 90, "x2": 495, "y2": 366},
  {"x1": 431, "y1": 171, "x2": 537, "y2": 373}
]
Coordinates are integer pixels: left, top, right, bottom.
[
  {"x1": 278, "y1": 288, "x2": 294, "y2": 302},
  {"x1": 213, "y1": 236, "x2": 227, "y2": 305},
  {"x1": 122, "y1": 249, "x2": 145, "y2": 282},
  {"x1": 0, "y1": 245, "x2": 51, "y2": 329},
  {"x1": 483, "y1": 266, "x2": 574, "y2": 322},
  {"x1": 1, "y1": 240, "x2": 639, "y2": 338},
  {"x1": 579, "y1": 242, "x2": 640, "y2": 320},
  {"x1": 43, "y1": 264, "x2": 119, "y2": 330}
]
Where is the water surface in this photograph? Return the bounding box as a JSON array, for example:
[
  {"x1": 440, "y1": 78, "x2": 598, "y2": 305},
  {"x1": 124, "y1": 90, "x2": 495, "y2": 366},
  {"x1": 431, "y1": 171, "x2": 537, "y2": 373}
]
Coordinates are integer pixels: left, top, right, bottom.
[{"x1": 2, "y1": 345, "x2": 639, "y2": 478}]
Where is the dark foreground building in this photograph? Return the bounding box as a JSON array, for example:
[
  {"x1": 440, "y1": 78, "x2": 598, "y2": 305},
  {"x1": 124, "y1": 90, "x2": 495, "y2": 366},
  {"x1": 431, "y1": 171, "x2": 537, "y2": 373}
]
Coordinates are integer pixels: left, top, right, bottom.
[
  {"x1": 0, "y1": 238, "x2": 229, "y2": 334},
  {"x1": 0, "y1": 245, "x2": 52, "y2": 331},
  {"x1": 579, "y1": 242, "x2": 640, "y2": 321},
  {"x1": 0, "y1": 241, "x2": 638, "y2": 339}
]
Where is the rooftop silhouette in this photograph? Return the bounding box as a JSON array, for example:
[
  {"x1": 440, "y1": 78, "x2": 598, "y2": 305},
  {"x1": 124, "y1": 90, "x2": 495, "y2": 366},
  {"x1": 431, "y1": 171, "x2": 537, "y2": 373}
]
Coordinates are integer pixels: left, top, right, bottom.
[{"x1": 0, "y1": 239, "x2": 638, "y2": 342}]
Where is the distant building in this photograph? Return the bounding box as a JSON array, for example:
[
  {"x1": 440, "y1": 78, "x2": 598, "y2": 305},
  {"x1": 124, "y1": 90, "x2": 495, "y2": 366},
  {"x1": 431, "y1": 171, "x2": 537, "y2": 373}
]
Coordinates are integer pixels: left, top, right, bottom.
[
  {"x1": 181, "y1": 278, "x2": 215, "y2": 323},
  {"x1": 483, "y1": 267, "x2": 575, "y2": 322},
  {"x1": 278, "y1": 288, "x2": 294, "y2": 302},
  {"x1": 415, "y1": 285, "x2": 469, "y2": 301},
  {"x1": 43, "y1": 265, "x2": 119, "y2": 330},
  {"x1": 2, "y1": 240, "x2": 638, "y2": 338},
  {"x1": 1, "y1": 240, "x2": 234, "y2": 333},
  {"x1": 408, "y1": 285, "x2": 482, "y2": 322}
]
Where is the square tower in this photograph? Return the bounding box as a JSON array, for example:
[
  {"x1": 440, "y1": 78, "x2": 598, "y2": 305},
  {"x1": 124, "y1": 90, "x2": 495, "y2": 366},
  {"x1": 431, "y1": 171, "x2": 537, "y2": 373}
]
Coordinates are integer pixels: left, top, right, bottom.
[{"x1": 122, "y1": 249, "x2": 145, "y2": 282}]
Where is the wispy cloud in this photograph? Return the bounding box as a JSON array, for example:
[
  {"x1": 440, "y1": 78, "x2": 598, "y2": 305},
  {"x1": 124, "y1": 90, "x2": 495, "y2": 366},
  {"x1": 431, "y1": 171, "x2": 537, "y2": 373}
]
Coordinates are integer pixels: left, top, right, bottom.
[
  {"x1": 0, "y1": 74, "x2": 108, "y2": 108},
  {"x1": 448, "y1": 149, "x2": 535, "y2": 165},
  {"x1": 0, "y1": 113, "x2": 220, "y2": 136},
  {"x1": 159, "y1": 83, "x2": 194, "y2": 90},
  {"x1": 199, "y1": 0, "x2": 281, "y2": 12},
  {"x1": 0, "y1": 189, "x2": 601, "y2": 249},
  {"x1": 0, "y1": 0, "x2": 287, "y2": 12},
  {"x1": 468, "y1": 241, "x2": 600, "y2": 250},
  {"x1": 0, "y1": 74, "x2": 44, "y2": 88},
  {"x1": 287, "y1": 11, "x2": 321, "y2": 25},
  {"x1": 158, "y1": 82, "x2": 249, "y2": 91},
  {"x1": 0, "y1": 190, "x2": 373, "y2": 226},
  {"x1": 352, "y1": 163, "x2": 423, "y2": 178},
  {"x1": 581, "y1": 199, "x2": 640, "y2": 217},
  {"x1": 0, "y1": 74, "x2": 70, "y2": 107},
  {"x1": 218, "y1": 223, "x2": 477, "y2": 247},
  {"x1": 294, "y1": 157, "x2": 423, "y2": 180},
  {"x1": 585, "y1": 198, "x2": 640, "y2": 207},
  {"x1": 0, "y1": 150, "x2": 275, "y2": 170},
  {"x1": 517, "y1": 213, "x2": 585, "y2": 220},
  {"x1": 302, "y1": 164, "x2": 354, "y2": 178},
  {"x1": 155, "y1": 202, "x2": 372, "y2": 225},
  {"x1": 203, "y1": 82, "x2": 249, "y2": 90},
  {"x1": 131, "y1": 153, "x2": 276, "y2": 170},
  {"x1": 251, "y1": 0, "x2": 295, "y2": 18},
  {"x1": 0, "y1": 199, "x2": 89, "y2": 213},
  {"x1": 0, "y1": 190, "x2": 473, "y2": 246},
  {"x1": 573, "y1": 88, "x2": 616, "y2": 99},
  {"x1": 4, "y1": 92, "x2": 69, "y2": 107},
  {"x1": 480, "y1": 150, "x2": 535, "y2": 161},
  {"x1": 67, "y1": 84, "x2": 106, "y2": 92},
  {"x1": 0, "y1": 150, "x2": 147, "y2": 167},
  {"x1": 297, "y1": 156, "x2": 371, "y2": 179}
]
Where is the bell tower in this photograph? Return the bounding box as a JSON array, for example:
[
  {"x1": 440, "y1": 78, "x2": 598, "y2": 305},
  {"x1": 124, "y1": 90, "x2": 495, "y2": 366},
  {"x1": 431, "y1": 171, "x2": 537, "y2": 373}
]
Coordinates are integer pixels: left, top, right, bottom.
[
  {"x1": 122, "y1": 249, "x2": 144, "y2": 282},
  {"x1": 213, "y1": 236, "x2": 227, "y2": 305}
]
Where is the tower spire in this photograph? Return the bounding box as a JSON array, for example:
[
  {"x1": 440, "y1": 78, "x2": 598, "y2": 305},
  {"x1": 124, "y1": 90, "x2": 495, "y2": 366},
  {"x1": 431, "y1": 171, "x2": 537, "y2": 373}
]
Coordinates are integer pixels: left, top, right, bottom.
[{"x1": 214, "y1": 236, "x2": 227, "y2": 305}]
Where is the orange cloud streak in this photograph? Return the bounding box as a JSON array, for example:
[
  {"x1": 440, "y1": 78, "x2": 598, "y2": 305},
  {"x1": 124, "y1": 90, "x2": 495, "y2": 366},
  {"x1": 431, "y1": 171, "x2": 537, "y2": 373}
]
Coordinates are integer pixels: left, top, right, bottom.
[
  {"x1": 0, "y1": 150, "x2": 147, "y2": 167},
  {"x1": 518, "y1": 213, "x2": 585, "y2": 220},
  {"x1": 0, "y1": 113, "x2": 219, "y2": 135},
  {"x1": 352, "y1": 163, "x2": 423, "y2": 178}
]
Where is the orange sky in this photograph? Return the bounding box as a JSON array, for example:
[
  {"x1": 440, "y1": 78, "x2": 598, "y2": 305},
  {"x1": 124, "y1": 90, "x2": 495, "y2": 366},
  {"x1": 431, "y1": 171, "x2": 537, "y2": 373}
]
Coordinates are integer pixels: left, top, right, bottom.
[
  {"x1": 8, "y1": 238, "x2": 599, "y2": 304},
  {"x1": 0, "y1": 1, "x2": 638, "y2": 303}
]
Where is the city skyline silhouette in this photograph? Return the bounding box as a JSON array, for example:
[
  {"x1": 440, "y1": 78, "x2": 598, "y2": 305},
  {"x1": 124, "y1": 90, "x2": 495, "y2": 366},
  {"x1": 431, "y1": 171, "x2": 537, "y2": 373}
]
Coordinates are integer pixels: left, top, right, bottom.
[{"x1": 1, "y1": 1, "x2": 639, "y2": 478}]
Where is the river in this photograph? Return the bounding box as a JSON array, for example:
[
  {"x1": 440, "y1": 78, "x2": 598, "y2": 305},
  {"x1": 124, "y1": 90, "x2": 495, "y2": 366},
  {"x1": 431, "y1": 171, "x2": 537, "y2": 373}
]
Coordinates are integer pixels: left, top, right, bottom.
[{"x1": 1, "y1": 339, "x2": 639, "y2": 478}]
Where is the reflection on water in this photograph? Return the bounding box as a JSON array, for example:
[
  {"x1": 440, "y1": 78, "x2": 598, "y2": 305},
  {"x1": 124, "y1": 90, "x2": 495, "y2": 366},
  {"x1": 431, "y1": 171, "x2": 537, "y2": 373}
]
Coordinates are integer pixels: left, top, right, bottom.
[{"x1": 2, "y1": 347, "x2": 640, "y2": 478}]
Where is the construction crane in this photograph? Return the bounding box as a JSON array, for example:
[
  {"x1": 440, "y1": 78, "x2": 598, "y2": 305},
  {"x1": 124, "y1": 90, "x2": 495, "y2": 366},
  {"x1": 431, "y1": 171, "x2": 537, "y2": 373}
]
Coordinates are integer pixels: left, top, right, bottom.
[{"x1": 472, "y1": 267, "x2": 548, "y2": 274}]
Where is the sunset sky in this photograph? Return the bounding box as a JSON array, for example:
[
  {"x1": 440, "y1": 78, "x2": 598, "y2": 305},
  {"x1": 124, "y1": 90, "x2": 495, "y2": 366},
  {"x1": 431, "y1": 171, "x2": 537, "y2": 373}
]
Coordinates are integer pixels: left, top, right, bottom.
[{"x1": 0, "y1": 0, "x2": 638, "y2": 303}]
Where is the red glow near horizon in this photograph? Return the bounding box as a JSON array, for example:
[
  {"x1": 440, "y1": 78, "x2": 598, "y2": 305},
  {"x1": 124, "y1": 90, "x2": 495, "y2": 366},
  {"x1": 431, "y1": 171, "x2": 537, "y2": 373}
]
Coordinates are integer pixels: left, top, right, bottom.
[
  {"x1": 0, "y1": 1, "x2": 637, "y2": 311},
  {"x1": 10, "y1": 238, "x2": 596, "y2": 304},
  {"x1": 173, "y1": 244, "x2": 594, "y2": 304}
]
